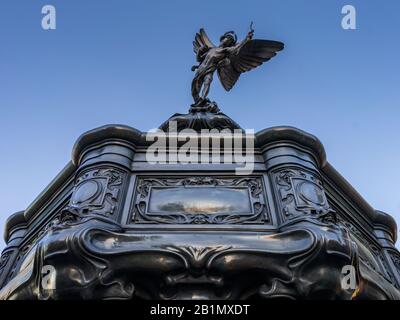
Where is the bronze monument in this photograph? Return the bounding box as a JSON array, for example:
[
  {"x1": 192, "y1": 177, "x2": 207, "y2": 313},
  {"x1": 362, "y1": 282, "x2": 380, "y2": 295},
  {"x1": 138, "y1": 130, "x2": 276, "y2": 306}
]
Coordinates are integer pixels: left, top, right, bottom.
[
  {"x1": 0, "y1": 26, "x2": 399, "y2": 300},
  {"x1": 191, "y1": 24, "x2": 284, "y2": 106}
]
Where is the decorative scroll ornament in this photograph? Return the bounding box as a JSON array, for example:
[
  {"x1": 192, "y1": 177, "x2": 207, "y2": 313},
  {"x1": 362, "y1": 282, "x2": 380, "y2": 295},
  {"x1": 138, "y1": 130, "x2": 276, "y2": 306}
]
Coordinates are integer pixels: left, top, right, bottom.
[
  {"x1": 69, "y1": 168, "x2": 125, "y2": 217},
  {"x1": 274, "y1": 168, "x2": 336, "y2": 222},
  {"x1": 391, "y1": 252, "x2": 400, "y2": 272},
  {"x1": 389, "y1": 251, "x2": 400, "y2": 287},
  {"x1": 333, "y1": 209, "x2": 398, "y2": 289},
  {"x1": 0, "y1": 252, "x2": 11, "y2": 277},
  {"x1": 0, "y1": 219, "x2": 372, "y2": 300}
]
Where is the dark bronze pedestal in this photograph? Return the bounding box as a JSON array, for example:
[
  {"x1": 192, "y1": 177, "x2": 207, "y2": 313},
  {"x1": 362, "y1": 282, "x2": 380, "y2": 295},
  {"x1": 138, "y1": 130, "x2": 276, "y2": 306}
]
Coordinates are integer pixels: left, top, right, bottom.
[{"x1": 1, "y1": 112, "x2": 399, "y2": 300}]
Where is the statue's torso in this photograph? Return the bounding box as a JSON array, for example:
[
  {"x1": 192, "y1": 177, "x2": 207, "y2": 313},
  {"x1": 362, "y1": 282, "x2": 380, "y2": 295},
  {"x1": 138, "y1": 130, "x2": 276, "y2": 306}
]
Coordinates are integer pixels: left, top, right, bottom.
[{"x1": 200, "y1": 47, "x2": 227, "y2": 70}]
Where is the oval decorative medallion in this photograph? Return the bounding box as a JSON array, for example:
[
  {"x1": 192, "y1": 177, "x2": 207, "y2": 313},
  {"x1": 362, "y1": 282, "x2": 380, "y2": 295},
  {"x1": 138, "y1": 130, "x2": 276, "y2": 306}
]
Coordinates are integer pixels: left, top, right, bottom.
[
  {"x1": 298, "y1": 181, "x2": 325, "y2": 206},
  {"x1": 71, "y1": 180, "x2": 100, "y2": 204}
]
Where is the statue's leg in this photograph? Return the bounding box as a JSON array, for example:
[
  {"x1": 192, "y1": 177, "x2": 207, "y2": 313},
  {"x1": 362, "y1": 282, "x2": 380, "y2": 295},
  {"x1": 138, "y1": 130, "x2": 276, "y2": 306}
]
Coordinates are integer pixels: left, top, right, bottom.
[
  {"x1": 201, "y1": 73, "x2": 213, "y2": 99},
  {"x1": 191, "y1": 74, "x2": 203, "y2": 103}
]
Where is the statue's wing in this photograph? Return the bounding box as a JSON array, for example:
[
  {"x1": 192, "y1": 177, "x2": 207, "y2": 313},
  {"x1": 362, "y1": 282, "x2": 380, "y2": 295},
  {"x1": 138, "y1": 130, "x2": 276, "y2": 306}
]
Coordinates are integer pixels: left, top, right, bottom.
[
  {"x1": 218, "y1": 39, "x2": 284, "y2": 91},
  {"x1": 193, "y1": 28, "x2": 215, "y2": 61},
  {"x1": 217, "y1": 63, "x2": 241, "y2": 92}
]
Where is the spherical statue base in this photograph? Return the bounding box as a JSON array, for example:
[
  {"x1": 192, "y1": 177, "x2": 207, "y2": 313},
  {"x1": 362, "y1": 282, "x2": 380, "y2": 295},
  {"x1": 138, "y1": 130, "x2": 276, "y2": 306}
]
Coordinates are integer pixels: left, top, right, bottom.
[{"x1": 159, "y1": 99, "x2": 242, "y2": 132}]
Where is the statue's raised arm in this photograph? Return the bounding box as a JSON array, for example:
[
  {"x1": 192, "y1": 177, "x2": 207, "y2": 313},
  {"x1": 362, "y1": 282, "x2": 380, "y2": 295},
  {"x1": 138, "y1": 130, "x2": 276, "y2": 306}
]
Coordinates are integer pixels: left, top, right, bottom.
[{"x1": 227, "y1": 22, "x2": 255, "y2": 56}]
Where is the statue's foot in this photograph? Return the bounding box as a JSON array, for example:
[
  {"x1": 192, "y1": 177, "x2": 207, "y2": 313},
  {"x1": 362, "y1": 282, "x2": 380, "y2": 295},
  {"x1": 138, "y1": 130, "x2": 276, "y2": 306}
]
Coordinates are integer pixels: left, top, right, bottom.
[
  {"x1": 191, "y1": 97, "x2": 207, "y2": 107},
  {"x1": 190, "y1": 98, "x2": 220, "y2": 113}
]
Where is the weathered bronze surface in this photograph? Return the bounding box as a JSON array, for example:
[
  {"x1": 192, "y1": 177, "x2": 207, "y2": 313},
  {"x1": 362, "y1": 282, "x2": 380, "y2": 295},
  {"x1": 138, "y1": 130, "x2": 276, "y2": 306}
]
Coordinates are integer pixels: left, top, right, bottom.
[{"x1": 0, "y1": 27, "x2": 399, "y2": 300}]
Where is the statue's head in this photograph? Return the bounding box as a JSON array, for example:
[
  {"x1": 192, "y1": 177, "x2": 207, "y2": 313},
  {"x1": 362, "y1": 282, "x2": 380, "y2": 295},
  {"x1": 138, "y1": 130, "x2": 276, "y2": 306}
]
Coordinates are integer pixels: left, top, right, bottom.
[{"x1": 219, "y1": 31, "x2": 237, "y2": 47}]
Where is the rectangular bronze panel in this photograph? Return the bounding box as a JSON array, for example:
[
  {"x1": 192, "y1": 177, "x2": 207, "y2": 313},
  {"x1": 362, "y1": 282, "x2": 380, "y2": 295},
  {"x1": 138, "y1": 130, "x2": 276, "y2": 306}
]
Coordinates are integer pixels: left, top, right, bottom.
[
  {"x1": 131, "y1": 176, "x2": 269, "y2": 225},
  {"x1": 147, "y1": 187, "x2": 252, "y2": 215}
]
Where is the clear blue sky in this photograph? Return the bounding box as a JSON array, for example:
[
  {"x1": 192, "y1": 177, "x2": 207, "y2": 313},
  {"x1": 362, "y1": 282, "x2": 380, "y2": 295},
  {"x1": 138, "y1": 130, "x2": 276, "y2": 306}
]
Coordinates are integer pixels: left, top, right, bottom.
[{"x1": 0, "y1": 0, "x2": 399, "y2": 250}]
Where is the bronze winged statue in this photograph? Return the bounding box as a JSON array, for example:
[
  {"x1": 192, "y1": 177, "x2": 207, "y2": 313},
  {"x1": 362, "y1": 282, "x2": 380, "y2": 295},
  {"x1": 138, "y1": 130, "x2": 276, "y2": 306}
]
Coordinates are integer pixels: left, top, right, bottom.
[{"x1": 191, "y1": 24, "x2": 284, "y2": 106}]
